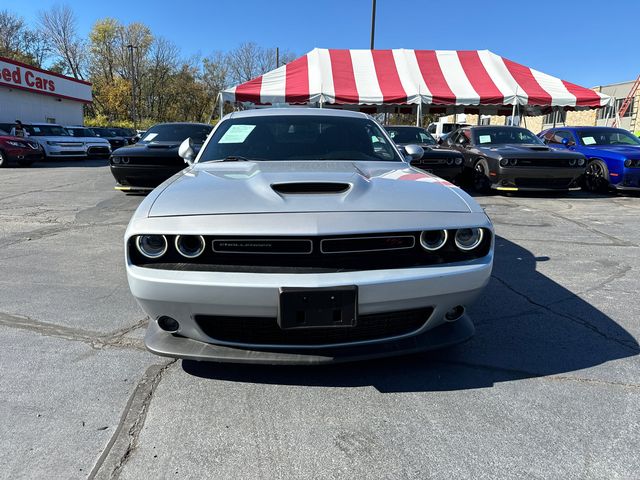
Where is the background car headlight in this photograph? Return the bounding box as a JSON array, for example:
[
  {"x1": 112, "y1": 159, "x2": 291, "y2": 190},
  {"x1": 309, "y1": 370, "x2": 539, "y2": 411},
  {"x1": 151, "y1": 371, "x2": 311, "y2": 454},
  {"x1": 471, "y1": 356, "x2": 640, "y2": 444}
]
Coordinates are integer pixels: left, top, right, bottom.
[
  {"x1": 499, "y1": 158, "x2": 509, "y2": 167},
  {"x1": 420, "y1": 230, "x2": 448, "y2": 251},
  {"x1": 446, "y1": 158, "x2": 454, "y2": 165},
  {"x1": 454, "y1": 228, "x2": 484, "y2": 251},
  {"x1": 7, "y1": 141, "x2": 23, "y2": 147},
  {"x1": 46, "y1": 141, "x2": 59, "y2": 146},
  {"x1": 136, "y1": 235, "x2": 167, "y2": 258},
  {"x1": 577, "y1": 158, "x2": 585, "y2": 167},
  {"x1": 509, "y1": 158, "x2": 518, "y2": 166},
  {"x1": 175, "y1": 235, "x2": 205, "y2": 258},
  {"x1": 569, "y1": 158, "x2": 576, "y2": 166},
  {"x1": 111, "y1": 156, "x2": 121, "y2": 164},
  {"x1": 455, "y1": 157, "x2": 463, "y2": 165}
]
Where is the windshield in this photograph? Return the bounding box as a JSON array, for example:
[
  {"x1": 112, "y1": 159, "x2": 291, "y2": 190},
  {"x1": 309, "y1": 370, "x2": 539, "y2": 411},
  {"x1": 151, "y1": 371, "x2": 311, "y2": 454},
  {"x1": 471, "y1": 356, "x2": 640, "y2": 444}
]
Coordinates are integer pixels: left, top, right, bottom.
[
  {"x1": 385, "y1": 126, "x2": 435, "y2": 145},
  {"x1": 24, "y1": 125, "x2": 70, "y2": 136},
  {"x1": 140, "y1": 124, "x2": 212, "y2": 144},
  {"x1": 576, "y1": 128, "x2": 640, "y2": 146},
  {"x1": 443, "y1": 123, "x2": 469, "y2": 134},
  {"x1": 0, "y1": 129, "x2": 7, "y2": 135},
  {"x1": 199, "y1": 115, "x2": 402, "y2": 163},
  {"x1": 92, "y1": 128, "x2": 117, "y2": 137},
  {"x1": 473, "y1": 127, "x2": 543, "y2": 145},
  {"x1": 68, "y1": 128, "x2": 97, "y2": 137}
]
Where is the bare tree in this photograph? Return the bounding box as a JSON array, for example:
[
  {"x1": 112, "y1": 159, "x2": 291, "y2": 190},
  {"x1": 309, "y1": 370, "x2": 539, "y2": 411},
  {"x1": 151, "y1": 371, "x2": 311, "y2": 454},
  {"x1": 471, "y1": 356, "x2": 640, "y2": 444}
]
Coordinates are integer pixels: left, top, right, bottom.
[
  {"x1": 38, "y1": 5, "x2": 85, "y2": 79},
  {"x1": 0, "y1": 10, "x2": 49, "y2": 66}
]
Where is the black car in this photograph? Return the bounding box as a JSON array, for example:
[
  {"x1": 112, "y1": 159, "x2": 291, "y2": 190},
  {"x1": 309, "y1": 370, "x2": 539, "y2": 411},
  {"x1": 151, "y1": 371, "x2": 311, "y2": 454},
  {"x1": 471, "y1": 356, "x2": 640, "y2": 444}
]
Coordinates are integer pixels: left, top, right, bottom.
[
  {"x1": 92, "y1": 127, "x2": 128, "y2": 150},
  {"x1": 384, "y1": 125, "x2": 464, "y2": 182},
  {"x1": 111, "y1": 127, "x2": 138, "y2": 145},
  {"x1": 110, "y1": 122, "x2": 213, "y2": 192},
  {"x1": 443, "y1": 126, "x2": 587, "y2": 193}
]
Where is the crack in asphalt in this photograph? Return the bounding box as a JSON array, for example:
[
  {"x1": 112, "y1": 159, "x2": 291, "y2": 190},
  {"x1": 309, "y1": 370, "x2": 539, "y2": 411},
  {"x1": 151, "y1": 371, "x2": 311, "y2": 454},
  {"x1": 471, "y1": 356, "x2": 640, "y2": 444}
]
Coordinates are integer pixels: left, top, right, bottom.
[
  {"x1": 491, "y1": 274, "x2": 640, "y2": 352},
  {"x1": 88, "y1": 359, "x2": 177, "y2": 480},
  {"x1": 0, "y1": 311, "x2": 147, "y2": 351}
]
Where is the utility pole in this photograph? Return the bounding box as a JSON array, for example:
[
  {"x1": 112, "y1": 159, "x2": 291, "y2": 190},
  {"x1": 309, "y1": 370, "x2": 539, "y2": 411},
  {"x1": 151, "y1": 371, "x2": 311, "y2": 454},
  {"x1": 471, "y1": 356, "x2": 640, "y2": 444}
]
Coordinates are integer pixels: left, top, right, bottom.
[
  {"x1": 370, "y1": 0, "x2": 377, "y2": 50},
  {"x1": 276, "y1": 47, "x2": 280, "y2": 68},
  {"x1": 127, "y1": 44, "x2": 138, "y2": 130}
]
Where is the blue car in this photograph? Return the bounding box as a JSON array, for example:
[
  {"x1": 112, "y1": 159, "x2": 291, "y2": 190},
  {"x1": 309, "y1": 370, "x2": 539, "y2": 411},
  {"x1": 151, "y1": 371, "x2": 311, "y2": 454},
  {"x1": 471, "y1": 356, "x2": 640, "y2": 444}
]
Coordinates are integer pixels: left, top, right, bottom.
[{"x1": 539, "y1": 127, "x2": 640, "y2": 192}]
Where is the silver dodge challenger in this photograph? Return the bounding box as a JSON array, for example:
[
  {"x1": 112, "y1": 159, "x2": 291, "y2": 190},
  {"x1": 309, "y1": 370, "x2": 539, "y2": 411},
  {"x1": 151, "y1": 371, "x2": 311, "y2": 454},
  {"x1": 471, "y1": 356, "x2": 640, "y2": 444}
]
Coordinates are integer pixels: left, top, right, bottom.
[{"x1": 125, "y1": 108, "x2": 494, "y2": 364}]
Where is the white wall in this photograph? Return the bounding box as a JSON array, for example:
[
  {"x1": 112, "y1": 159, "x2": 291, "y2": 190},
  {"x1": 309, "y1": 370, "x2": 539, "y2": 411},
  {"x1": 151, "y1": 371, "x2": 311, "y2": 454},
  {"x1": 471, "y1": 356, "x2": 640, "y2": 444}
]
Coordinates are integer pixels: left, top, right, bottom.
[{"x1": 0, "y1": 86, "x2": 84, "y2": 125}]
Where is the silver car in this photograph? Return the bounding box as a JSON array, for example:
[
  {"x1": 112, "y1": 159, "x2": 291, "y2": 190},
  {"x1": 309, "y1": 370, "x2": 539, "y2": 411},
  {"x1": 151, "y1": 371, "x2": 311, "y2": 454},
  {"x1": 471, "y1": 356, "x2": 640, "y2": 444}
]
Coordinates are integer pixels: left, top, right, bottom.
[{"x1": 125, "y1": 108, "x2": 494, "y2": 364}]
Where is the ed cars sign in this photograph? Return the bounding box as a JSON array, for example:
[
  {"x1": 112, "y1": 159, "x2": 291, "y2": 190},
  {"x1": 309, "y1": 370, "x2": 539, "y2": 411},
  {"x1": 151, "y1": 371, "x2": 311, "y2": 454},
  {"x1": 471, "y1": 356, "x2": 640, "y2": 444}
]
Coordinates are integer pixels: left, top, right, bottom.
[{"x1": 0, "y1": 56, "x2": 92, "y2": 103}]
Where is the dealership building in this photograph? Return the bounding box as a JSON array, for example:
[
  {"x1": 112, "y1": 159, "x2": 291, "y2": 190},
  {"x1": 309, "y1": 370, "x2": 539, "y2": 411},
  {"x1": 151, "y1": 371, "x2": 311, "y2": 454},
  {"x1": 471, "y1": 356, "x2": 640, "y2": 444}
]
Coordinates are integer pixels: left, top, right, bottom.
[{"x1": 0, "y1": 56, "x2": 92, "y2": 126}]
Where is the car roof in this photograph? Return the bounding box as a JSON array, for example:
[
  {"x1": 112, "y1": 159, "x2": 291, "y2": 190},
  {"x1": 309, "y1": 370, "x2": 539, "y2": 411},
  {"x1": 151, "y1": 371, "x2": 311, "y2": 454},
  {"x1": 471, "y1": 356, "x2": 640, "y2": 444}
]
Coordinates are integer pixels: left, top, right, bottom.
[
  {"x1": 147, "y1": 122, "x2": 212, "y2": 127},
  {"x1": 466, "y1": 125, "x2": 527, "y2": 130},
  {"x1": 383, "y1": 125, "x2": 423, "y2": 128},
  {"x1": 24, "y1": 123, "x2": 63, "y2": 127},
  {"x1": 226, "y1": 108, "x2": 369, "y2": 120}
]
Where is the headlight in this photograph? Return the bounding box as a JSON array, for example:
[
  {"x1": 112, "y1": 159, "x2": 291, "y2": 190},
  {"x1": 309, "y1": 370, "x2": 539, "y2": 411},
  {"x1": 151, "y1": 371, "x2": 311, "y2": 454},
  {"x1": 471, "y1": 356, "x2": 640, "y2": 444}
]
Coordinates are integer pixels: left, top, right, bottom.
[
  {"x1": 46, "y1": 141, "x2": 59, "y2": 146},
  {"x1": 455, "y1": 157, "x2": 463, "y2": 166},
  {"x1": 625, "y1": 159, "x2": 631, "y2": 167},
  {"x1": 111, "y1": 156, "x2": 121, "y2": 164},
  {"x1": 7, "y1": 141, "x2": 23, "y2": 147},
  {"x1": 577, "y1": 158, "x2": 585, "y2": 167},
  {"x1": 136, "y1": 235, "x2": 167, "y2": 258},
  {"x1": 446, "y1": 158, "x2": 454, "y2": 166},
  {"x1": 499, "y1": 158, "x2": 508, "y2": 167},
  {"x1": 175, "y1": 235, "x2": 205, "y2": 258},
  {"x1": 454, "y1": 228, "x2": 484, "y2": 251},
  {"x1": 509, "y1": 158, "x2": 518, "y2": 166},
  {"x1": 419, "y1": 230, "x2": 448, "y2": 251},
  {"x1": 569, "y1": 159, "x2": 576, "y2": 166}
]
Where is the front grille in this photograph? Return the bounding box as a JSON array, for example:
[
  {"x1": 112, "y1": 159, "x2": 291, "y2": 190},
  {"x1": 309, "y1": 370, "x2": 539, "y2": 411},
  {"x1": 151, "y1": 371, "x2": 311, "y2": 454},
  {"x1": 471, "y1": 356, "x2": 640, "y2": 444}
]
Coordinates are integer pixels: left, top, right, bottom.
[
  {"x1": 194, "y1": 307, "x2": 433, "y2": 346},
  {"x1": 87, "y1": 146, "x2": 110, "y2": 155},
  {"x1": 509, "y1": 158, "x2": 577, "y2": 167},
  {"x1": 412, "y1": 158, "x2": 458, "y2": 166},
  {"x1": 129, "y1": 231, "x2": 493, "y2": 273},
  {"x1": 515, "y1": 177, "x2": 574, "y2": 189},
  {"x1": 112, "y1": 155, "x2": 182, "y2": 166}
]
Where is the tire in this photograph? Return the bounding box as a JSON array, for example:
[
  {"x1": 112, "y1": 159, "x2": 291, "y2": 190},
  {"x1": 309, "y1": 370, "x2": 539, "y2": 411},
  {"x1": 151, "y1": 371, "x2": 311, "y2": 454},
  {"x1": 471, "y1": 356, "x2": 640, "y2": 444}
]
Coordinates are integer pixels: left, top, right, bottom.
[
  {"x1": 0, "y1": 150, "x2": 6, "y2": 168},
  {"x1": 472, "y1": 158, "x2": 492, "y2": 193},
  {"x1": 583, "y1": 159, "x2": 609, "y2": 194}
]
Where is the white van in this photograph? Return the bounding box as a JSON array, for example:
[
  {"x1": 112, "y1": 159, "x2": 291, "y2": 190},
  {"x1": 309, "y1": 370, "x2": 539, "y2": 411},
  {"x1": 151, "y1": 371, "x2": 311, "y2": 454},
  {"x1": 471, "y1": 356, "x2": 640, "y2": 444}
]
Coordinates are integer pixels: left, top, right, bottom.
[{"x1": 427, "y1": 122, "x2": 470, "y2": 141}]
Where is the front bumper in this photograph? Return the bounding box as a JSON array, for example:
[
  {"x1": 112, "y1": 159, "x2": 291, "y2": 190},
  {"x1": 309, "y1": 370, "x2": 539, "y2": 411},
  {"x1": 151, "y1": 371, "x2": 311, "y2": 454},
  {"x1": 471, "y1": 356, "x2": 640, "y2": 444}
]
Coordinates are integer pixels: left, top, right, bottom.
[
  {"x1": 128, "y1": 256, "x2": 492, "y2": 363},
  {"x1": 110, "y1": 164, "x2": 182, "y2": 189},
  {"x1": 5, "y1": 149, "x2": 44, "y2": 163},
  {"x1": 491, "y1": 166, "x2": 583, "y2": 191},
  {"x1": 611, "y1": 170, "x2": 640, "y2": 190},
  {"x1": 44, "y1": 146, "x2": 87, "y2": 158}
]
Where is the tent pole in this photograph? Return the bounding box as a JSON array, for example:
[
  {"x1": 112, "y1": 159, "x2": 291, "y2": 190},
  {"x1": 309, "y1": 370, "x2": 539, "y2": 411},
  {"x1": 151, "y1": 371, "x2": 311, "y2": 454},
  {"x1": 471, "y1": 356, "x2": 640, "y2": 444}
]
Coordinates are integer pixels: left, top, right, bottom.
[
  {"x1": 218, "y1": 93, "x2": 223, "y2": 120},
  {"x1": 511, "y1": 103, "x2": 516, "y2": 125},
  {"x1": 553, "y1": 109, "x2": 557, "y2": 128},
  {"x1": 416, "y1": 103, "x2": 422, "y2": 127}
]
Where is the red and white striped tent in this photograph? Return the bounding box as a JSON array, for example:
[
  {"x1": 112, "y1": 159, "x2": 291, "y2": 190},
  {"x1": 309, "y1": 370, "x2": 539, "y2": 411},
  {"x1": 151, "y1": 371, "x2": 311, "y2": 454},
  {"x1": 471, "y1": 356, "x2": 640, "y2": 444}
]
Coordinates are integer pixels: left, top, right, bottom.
[{"x1": 221, "y1": 48, "x2": 611, "y2": 115}]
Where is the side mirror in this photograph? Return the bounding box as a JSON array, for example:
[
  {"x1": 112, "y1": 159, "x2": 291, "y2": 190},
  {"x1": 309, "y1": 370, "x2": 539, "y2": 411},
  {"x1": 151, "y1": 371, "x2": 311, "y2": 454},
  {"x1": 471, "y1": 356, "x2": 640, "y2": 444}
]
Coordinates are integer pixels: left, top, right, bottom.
[
  {"x1": 403, "y1": 144, "x2": 424, "y2": 161},
  {"x1": 179, "y1": 137, "x2": 196, "y2": 165}
]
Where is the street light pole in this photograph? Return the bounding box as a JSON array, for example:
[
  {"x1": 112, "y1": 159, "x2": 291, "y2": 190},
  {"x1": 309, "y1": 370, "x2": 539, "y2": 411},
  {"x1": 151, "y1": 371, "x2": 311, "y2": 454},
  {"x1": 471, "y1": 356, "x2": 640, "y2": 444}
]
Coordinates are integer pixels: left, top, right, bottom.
[
  {"x1": 127, "y1": 44, "x2": 138, "y2": 130},
  {"x1": 370, "y1": 0, "x2": 377, "y2": 50}
]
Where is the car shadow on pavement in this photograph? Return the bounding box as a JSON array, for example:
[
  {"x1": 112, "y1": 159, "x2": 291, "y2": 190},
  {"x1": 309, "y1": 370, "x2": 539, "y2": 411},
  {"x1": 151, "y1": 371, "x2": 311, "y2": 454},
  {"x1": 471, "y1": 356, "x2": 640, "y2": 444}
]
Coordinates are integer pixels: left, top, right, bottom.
[
  {"x1": 29, "y1": 159, "x2": 109, "y2": 168},
  {"x1": 182, "y1": 235, "x2": 639, "y2": 392}
]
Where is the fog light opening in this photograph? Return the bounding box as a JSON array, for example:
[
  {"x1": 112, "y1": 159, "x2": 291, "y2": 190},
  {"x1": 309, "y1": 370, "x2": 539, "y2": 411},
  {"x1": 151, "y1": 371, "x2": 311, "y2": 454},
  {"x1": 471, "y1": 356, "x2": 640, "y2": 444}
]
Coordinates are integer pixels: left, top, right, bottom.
[
  {"x1": 445, "y1": 305, "x2": 465, "y2": 322},
  {"x1": 158, "y1": 316, "x2": 180, "y2": 332}
]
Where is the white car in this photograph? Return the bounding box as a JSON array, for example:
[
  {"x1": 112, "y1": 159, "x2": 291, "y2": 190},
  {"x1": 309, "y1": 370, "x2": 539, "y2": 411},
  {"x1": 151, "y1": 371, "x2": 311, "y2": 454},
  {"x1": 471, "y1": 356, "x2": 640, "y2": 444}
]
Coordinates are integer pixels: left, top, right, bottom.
[
  {"x1": 65, "y1": 126, "x2": 111, "y2": 158},
  {"x1": 125, "y1": 108, "x2": 494, "y2": 364},
  {"x1": 16, "y1": 123, "x2": 86, "y2": 159}
]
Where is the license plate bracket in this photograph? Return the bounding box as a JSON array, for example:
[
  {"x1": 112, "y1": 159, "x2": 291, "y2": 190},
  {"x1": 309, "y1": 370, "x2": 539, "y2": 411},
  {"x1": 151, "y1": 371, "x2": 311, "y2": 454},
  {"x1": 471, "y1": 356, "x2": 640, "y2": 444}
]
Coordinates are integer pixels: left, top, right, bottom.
[{"x1": 278, "y1": 286, "x2": 358, "y2": 330}]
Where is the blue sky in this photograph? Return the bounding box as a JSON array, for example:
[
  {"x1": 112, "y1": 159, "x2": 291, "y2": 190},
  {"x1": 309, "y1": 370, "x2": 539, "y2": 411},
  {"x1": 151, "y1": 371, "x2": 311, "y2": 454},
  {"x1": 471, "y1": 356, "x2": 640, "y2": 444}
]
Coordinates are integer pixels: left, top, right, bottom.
[{"x1": 23, "y1": 0, "x2": 637, "y2": 87}]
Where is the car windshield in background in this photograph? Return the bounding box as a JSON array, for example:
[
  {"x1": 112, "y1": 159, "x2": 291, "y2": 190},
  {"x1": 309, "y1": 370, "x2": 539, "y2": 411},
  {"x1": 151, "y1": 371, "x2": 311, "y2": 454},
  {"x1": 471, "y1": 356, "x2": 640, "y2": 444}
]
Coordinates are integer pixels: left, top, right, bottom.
[
  {"x1": 92, "y1": 128, "x2": 118, "y2": 137},
  {"x1": 199, "y1": 115, "x2": 402, "y2": 163},
  {"x1": 68, "y1": 128, "x2": 97, "y2": 137},
  {"x1": 473, "y1": 127, "x2": 543, "y2": 145},
  {"x1": 577, "y1": 129, "x2": 640, "y2": 146},
  {"x1": 140, "y1": 124, "x2": 212, "y2": 144},
  {"x1": 385, "y1": 127, "x2": 435, "y2": 145},
  {"x1": 24, "y1": 125, "x2": 70, "y2": 136},
  {"x1": 0, "y1": 129, "x2": 8, "y2": 135}
]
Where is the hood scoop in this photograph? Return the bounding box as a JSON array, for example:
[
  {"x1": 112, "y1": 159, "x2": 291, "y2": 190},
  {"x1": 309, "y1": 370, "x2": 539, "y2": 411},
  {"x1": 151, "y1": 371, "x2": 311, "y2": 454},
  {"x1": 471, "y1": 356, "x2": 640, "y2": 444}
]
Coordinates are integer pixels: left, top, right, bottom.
[
  {"x1": 527, "y1": 146, "x2": 550, "y2": 151},
  {"x1": 271, "y1": 182, "x2": 351, "y2": 195},
  {"x1": 146, "y1": 143, "x2": 178, "y2": 149}
]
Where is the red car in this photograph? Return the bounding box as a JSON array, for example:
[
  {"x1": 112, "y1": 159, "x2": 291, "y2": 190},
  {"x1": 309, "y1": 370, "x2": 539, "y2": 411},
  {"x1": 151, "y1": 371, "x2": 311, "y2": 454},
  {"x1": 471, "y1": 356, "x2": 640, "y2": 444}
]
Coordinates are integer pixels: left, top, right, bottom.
[{"x1": 0, "y1": 129, "x2": 44, "y2": 167}]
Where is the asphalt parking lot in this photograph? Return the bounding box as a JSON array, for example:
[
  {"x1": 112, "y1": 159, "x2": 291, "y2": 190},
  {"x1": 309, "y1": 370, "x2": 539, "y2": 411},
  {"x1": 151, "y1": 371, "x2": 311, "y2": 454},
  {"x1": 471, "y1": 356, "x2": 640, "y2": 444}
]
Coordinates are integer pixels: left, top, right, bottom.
[{"x1": 1, "y1": 160, "x2": 639, "y2": 479}]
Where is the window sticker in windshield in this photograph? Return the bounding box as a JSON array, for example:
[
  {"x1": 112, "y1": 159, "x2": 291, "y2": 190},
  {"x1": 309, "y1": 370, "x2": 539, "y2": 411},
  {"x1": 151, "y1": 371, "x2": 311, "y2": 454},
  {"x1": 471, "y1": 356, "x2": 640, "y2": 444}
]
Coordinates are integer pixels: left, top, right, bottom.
[
  {"x1": 478, "y1": 135, "x2": 492, "y2": 144},
  {"x1": 33, "y1": 127, "x2": 41, "y2": 133},
  {"x1": 143, "y1": 133, "x2": 158, "y2": 142},
  {"x1": 219, "y1": 125, "x2": 256, "y2": 144},
  {"x1": 582, "y1": 136, "x2": 596, "y2": 145}
]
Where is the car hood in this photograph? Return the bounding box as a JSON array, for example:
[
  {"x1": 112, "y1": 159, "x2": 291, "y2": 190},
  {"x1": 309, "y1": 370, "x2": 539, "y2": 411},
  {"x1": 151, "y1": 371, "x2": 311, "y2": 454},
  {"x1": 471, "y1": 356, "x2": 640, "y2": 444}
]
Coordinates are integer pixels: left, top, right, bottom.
[
  {"x1": 581, "y1": 144, "x2": 640, "y2": 159},
  {"x1": 112, "y1": 142, "x2": 184, "y2": 157},
  {"x1": 148, "y1": 161, "x2": 472, "y2": 217},
  {"x1": 31, "y1": 136, "x2": 83, "y2": 143},
  {"x1": 477, "y1": 144, "x2": 583, "y2": 158}
]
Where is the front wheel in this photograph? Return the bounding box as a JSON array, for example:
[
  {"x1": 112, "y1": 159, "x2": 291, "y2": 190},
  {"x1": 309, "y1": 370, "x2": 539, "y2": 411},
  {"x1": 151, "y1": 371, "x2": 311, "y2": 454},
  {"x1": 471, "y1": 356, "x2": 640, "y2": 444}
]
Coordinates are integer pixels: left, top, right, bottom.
[
  {"x1": 582, "y1": 159, "x2": 609, "y2": 193},
  {"x1": 0, "y1": 151, "x2": 6, "y2": 168},
  {"x1": 473, "y1": 159, "x2": 492, "y2": 193}
]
